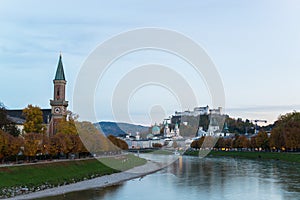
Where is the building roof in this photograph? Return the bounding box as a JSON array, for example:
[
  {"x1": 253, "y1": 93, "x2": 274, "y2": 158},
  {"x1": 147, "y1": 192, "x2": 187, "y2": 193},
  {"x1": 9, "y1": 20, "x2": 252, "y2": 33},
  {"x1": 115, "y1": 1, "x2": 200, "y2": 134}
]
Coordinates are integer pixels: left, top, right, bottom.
[
  {"x1": 152, "y1": 125, "x2": 160, "y2": 135},
  {"x1": 54, "y1": 54, "x2": 66, "y2": 81},
  {"x1": 7, "y1": 109, "x2": 52, "y2": 124}
]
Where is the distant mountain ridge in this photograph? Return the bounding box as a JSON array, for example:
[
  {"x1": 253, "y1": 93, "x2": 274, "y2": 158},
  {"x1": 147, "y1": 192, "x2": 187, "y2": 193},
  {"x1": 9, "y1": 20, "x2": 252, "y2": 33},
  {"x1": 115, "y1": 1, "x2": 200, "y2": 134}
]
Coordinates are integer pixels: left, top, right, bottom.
[{"x1": 95, "y1": 121, "x2": 150, "y2": 137}]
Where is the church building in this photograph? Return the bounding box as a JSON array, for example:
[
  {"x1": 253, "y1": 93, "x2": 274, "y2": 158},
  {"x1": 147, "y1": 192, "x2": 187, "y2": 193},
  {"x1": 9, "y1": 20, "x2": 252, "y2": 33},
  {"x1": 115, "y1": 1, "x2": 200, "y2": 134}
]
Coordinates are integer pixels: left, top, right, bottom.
[
  {"x1": 49, "y1": 54, "x2": 69, "y2": 136},
  {"x1": 7, "y1": 54, "x2": 69, "y2": 136}
]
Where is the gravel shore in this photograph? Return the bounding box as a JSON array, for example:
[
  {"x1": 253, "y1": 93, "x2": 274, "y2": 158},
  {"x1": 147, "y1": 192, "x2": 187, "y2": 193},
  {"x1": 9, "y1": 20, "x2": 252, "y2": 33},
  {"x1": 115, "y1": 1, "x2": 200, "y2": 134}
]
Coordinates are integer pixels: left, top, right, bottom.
[{"x1": 5, "y1": 160, "x2": 163, "y2": 200}]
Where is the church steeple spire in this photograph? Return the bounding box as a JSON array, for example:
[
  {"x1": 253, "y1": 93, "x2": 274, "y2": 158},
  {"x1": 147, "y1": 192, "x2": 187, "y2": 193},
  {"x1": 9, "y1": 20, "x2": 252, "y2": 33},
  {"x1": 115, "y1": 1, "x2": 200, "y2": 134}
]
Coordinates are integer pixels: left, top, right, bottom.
[
  {"x1": 54, "y1": 53, "x2": 66, "y2": 81},
  {"x1": 49, "y1": 53, "x2": 68, "y2": 136}
]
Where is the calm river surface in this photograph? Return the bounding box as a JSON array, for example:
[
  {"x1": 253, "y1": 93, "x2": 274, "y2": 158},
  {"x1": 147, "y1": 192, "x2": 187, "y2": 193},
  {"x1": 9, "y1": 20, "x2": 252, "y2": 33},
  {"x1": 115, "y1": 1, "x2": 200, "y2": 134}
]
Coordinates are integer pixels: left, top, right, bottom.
[{"x1": 40, "y1": 156, "x2": 300, "y2": 200}]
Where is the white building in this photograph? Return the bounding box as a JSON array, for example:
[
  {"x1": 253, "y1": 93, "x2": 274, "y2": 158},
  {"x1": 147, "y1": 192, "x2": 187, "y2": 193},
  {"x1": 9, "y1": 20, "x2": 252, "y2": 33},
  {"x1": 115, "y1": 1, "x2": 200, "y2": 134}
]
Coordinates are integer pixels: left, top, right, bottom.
[
  {"x1": 193, "y1": 105, "x2": 209, "y2": 115},
  {"x1": 174, "y1": 123, "x2": 180, "y2": 136},
  {"x1": 163, "y1": 122, "x2": 170, "y2": 137},
  {"x1": 174, "y1": 110, "x2": 194, "y2": 117},
  {"x1": 126, "y1": 138, "x2": 164, "y2": 149},
  {"x1": 197, "y1": 127, "x2": 207, "y2": 137},
  {"x1": 174, "y1": 106, "x2": 221, "y2": 117},
  {"x1": 207, "y1": 125, "x2": 220, "y2": 136}
]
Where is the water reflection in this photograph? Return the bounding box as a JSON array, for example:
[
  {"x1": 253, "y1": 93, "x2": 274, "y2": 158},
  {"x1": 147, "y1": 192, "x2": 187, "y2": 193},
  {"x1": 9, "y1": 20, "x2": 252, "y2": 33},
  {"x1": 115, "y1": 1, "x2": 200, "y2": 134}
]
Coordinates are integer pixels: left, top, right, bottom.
[
  {"x1": 39, "y1": 156, "x2": 300, "y2": 200},
  {"x1": 37, "y1": 184, "x2": 124, "y2": 200}
]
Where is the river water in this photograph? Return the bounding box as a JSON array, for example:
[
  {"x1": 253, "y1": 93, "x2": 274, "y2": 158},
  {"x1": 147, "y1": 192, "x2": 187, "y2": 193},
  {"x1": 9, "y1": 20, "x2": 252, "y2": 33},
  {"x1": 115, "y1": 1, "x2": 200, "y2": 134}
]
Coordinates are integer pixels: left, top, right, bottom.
[{"x1": 40, "y1": 155, "x2": 300, "y2": 200}]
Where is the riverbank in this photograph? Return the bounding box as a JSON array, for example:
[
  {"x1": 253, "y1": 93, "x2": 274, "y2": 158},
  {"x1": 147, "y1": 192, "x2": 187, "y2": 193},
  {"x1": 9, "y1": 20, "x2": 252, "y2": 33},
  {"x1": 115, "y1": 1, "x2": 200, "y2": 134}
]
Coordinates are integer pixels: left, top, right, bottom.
[
  {"x1": 0, "y1": 154, "x2": 146, "y2": 199},
  {"x1": 6, "y1": 160, "x2": 163, "y2": 200},
  {"x1": 184, "y1": 150, "x2": 300, "y2": 163}
]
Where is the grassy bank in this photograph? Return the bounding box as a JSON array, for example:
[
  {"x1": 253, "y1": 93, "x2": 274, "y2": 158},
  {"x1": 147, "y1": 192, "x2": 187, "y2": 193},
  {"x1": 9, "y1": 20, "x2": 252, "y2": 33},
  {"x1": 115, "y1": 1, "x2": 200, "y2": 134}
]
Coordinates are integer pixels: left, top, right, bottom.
[
  {"x1": 0, "y1": 154, "x2": 146, "y2": 198},
  {"x1": 149, "y1": 149, "x2": 174, "y2": 155},
  {"x1": 184, "y1": 150, "x2": 300, "y2": 163},
  {"x1": 98, "y1": 154, "x2": 147, "y2": 171}
]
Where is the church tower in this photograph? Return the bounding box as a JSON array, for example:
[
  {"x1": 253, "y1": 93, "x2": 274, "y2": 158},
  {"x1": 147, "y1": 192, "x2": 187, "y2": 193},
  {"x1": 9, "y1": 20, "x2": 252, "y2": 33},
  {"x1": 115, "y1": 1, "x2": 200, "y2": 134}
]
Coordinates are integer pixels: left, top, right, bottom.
[{"x1": 49, "y1": 54, "x2": 68, "y2": 136}]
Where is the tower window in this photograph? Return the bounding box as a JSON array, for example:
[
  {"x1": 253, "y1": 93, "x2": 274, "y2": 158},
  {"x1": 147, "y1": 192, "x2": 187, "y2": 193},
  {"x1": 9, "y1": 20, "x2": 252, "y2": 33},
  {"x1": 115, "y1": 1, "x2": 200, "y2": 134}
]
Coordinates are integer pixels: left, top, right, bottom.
[{"x1": 56, "y1": 88, "x2": 60, "y2": 100}]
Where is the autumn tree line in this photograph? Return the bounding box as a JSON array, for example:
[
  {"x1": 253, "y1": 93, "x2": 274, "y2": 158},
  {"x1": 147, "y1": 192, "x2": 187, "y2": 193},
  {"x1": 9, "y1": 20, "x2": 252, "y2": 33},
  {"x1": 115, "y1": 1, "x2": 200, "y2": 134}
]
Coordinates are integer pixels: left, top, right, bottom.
[
  {"x1": 0, "y1": 104, "x2": 128, "y2": 163},
  {"x1": 191, "y1": 112, "x2": 300, "y2": 152},
  {"x1": 1, "y1": 102, "x2": 300, "y2": 163}
]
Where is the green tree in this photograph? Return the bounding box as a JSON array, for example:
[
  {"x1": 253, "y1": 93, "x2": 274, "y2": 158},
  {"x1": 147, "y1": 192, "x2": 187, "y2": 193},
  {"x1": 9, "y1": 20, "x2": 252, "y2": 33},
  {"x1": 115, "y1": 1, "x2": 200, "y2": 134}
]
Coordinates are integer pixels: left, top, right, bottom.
[
  {"x1": 23, "y1": 105, "x2": 46, "y2": 134},
  {"x1": 225, "y1": 115, "x2": 255, "y2": 135},
  {"x1": 199, "y1": 115, "x2": 210, "y2": 131},
  {"x1": 0, "y1": 103, "x2": 20, "y2": 137}
]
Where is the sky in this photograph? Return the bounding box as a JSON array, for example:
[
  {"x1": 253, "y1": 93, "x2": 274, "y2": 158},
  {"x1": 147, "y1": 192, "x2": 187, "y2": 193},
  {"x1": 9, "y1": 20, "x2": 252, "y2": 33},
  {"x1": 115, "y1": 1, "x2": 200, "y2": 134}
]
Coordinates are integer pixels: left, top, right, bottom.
[{"x1": 0, "y1": 0, "x2": 300, "y2": 125}]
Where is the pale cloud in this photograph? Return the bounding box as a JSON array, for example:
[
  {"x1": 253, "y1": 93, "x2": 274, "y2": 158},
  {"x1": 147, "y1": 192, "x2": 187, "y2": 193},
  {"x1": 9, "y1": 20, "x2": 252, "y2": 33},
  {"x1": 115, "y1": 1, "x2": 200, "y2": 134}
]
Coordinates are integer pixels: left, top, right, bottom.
[{"x1": 1, "y1": 0, "x2": 300, "y2": 124}]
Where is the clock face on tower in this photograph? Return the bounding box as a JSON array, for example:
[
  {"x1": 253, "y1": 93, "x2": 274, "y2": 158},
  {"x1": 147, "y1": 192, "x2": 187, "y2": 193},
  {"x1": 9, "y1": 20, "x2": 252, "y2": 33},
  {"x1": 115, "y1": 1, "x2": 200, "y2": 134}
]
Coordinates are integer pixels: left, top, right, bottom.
[{"x1": 54, "y1": 107, "x2": 61, "y2": 113}]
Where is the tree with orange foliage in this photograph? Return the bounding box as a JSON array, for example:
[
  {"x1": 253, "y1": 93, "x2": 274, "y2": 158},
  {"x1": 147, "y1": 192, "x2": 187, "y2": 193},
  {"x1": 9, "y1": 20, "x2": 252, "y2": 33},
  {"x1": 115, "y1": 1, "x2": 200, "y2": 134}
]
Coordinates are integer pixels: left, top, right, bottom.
[
  {"x1": 56, "y1": 111, "x2": 78, "y2": 135},
  {"x1": 76, "y1": 121, "x2": 118, "y2": 155},
  {"x1": 271, "y1": 112, "x2": 300, "y2": 151},
  {"x1": 256, "y1": 131, "x2": 269, "y2": 151},
  {"x1": 107, "y1": 135, "x2": 128, "y2": 150},
  {"x1": 23, "y1": 105, "x2": 46, "y2": 134},
  {"x1": 46, "y1": 134, "x2": 61, "y2": 158},
  {"x1": 190, "y1": 136, "x2": 205, "y2": 149},
  {"x1": 0, "y1": 130, "x2": 23, "y2": 163},
  {"x1": 250, "y1": 137, "x2": 257, "y2": 150},
  {"x1": 23, "y1": 133, "x2": 43, "y2": 161},
  {"x1": 0, "y1": 130, "x2": 9, "y2": 163},
  {"x1": 233, "y1": 135, "x2": 250, "y2": 149},
  {"x1": 215, "y1": 137, "x2": 225, "y2": 149}
]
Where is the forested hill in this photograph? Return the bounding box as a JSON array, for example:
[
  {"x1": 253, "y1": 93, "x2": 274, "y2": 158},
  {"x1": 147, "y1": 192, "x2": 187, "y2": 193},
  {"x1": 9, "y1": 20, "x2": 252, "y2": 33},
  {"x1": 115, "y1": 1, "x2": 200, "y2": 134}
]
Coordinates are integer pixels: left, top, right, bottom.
[{"x1": 95, "y1": 121, "x2": 149, "y2": 137}]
